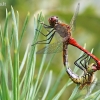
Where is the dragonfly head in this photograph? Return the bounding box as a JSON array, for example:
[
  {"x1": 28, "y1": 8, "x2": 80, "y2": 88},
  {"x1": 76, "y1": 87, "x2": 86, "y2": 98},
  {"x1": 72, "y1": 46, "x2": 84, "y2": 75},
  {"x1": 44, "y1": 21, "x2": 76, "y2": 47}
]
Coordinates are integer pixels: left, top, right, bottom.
[
  {"x1": 48, "y1": 16, "x2": 58, "y2": 27},
  {"x1": 87, "y1": 63, "x2": 97, "y2": 73}
]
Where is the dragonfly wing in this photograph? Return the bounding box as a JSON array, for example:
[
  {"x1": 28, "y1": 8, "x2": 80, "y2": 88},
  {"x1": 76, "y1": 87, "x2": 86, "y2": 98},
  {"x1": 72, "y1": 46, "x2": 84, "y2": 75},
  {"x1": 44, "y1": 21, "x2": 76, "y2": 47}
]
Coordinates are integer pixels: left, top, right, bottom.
[
  {"x1": 36, "y1": 42, "x2": 63, "y2": 54},
  {"x1": 70, "y1": 3, "x2": 80, "y2": 32}
]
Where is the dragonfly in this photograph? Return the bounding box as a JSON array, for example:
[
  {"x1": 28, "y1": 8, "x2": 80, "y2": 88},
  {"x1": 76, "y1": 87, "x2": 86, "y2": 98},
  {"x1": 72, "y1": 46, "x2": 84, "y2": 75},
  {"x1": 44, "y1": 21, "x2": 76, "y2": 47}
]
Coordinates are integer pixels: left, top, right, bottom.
[
  {"x1": 32, "y1": 3, "x2": 100, "y2": 70},
  {"x1": 66, "y1": 52, "x2": 97, "y2": 89}
]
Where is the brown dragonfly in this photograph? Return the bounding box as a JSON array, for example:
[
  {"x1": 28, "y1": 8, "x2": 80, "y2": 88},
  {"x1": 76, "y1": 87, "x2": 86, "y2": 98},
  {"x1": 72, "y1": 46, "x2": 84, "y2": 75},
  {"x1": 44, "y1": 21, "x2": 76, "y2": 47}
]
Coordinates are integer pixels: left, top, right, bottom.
[
  {"x1": 33, "y1": 3, "x2": 80, "y2": 65},
  {"x1": 32, "y1": 3, "x2": 100, "y2": 72}
]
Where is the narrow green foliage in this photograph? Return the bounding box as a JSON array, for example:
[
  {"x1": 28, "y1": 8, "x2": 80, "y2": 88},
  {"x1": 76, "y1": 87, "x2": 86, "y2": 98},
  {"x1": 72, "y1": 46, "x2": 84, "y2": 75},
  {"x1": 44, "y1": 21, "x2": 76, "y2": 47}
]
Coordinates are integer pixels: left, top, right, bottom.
[
  {"x1": 52, "y1": 80, "x2": 73, "y2": 100},
  {"x1": 42, "y1": 70, "x2": 52, "y2": 100},
  {"x1": 47, "y1": 68, "x2": 65, "y2": 100},
  {"x1": 68, "y1": 85, "x2": 79, "y2": 100},
  {"x1": 0, "y1": 10, "x2": 10, "y2": 100},
  {"x1": 11, "y1": 6, "x2": 19, "y2": 100},
  {"x1": 0, "y1": 25, "x2": 3, "y2": 44},
  {"x1": 0, "y1": 6, "x2": 100, "y2": 100},
  {"x1": 18, "y1": 12, "x2": 30, "y2": 51}
]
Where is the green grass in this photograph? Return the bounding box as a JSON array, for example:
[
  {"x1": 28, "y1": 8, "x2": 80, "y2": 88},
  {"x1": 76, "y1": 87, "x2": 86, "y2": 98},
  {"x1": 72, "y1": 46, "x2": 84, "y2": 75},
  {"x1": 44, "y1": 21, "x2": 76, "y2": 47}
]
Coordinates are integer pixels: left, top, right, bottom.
[{"x1": 0, "y1": 6, "x2": 100, "y2": 100}]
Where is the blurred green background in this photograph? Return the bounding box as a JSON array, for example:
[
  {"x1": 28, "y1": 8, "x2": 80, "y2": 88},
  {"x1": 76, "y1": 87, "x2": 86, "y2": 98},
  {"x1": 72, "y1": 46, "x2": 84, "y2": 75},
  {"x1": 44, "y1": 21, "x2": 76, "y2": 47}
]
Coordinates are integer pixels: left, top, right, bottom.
[{"x1": 1, "y1": 0, "x2": 100, "y2": 99}]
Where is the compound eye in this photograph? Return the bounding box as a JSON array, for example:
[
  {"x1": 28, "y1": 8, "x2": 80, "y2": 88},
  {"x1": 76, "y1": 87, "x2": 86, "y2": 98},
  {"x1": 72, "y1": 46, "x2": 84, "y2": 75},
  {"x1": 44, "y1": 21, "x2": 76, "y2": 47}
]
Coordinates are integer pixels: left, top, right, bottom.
[
  {"x1": 48, "y1": 16, "x2": 58, "y2": 27},
  {"x1": 54, "y1": 16, "x2": 58, "y2": 22},
  {"x1": 67, "y1": 26, "x2": 70, "y2": 29}
]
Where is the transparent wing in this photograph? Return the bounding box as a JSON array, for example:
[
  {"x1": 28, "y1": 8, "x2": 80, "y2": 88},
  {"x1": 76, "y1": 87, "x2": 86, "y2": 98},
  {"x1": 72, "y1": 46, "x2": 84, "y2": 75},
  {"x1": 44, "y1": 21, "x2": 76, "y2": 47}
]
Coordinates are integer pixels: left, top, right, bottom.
[
  {"x1": 70, "y1": 3, "x2": 80, "y2": 32},
  {"x1": 36, "y1": 41, "x2": 63, "y2": 54}
]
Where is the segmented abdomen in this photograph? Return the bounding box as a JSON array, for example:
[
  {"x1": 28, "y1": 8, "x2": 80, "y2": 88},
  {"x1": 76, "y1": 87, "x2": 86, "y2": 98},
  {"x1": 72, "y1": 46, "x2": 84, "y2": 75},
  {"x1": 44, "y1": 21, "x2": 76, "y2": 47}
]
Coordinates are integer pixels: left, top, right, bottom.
[{"x1": 66, "y1": 67, "x2": 94, "y2": 89}]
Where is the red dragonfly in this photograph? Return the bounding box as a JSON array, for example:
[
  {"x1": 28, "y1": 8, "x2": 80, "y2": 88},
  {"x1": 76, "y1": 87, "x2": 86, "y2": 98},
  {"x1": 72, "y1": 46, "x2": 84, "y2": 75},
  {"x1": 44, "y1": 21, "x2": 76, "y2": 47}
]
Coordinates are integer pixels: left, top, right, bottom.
[{"x1": 32, "y1": 3, "x2": 100, "y2": 71}]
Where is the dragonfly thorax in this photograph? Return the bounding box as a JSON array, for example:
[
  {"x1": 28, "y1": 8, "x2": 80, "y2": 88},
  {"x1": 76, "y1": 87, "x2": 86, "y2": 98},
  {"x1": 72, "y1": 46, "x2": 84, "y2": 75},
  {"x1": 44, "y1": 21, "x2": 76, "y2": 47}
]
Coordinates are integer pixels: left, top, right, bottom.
[{"x1": 54, "y1": 23, "x2": 71, "y2": 38}]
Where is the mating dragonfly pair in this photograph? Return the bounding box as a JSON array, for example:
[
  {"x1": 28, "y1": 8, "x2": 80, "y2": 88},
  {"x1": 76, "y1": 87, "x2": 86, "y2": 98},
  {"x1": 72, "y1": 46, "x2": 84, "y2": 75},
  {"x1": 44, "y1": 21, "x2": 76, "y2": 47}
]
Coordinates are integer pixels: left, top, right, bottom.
[{"x1": 32, "y1": 3, "x2": 100, "y2": 89}]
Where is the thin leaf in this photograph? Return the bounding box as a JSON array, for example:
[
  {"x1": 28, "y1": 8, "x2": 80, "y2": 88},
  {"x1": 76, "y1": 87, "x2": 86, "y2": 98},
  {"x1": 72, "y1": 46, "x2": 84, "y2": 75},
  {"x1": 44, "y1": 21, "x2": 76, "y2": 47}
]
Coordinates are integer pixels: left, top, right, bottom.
[
  {"x1": 42, "y1": 71, "x2": 52, "y2": 100},
  {"x1": 52, "y1": 80, "x2": 73, "y2": 100},
  {"x1": 11, "y1": 6, "x2": 19, "y2": 100},
  {"x1": 19, "y1": 44, "x2": 30, "y2": 75},
  {"x1": 47, "y1": 68, "x2": 65, "y2": 100},
  {"x1": 18, "y1": 12, "x2": 30, "y2": 51},
  {"x1": 68, "y1": 85, "x2": 79, "y2": 100}
]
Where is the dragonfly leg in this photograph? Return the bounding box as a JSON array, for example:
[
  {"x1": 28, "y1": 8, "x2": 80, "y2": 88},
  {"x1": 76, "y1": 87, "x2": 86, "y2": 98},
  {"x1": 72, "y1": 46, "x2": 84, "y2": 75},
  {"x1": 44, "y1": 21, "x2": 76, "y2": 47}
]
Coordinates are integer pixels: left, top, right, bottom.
[
  {"x1": 80, "y1": 53, "x2": 89, "y2": 69},
  {"x1": 38, "y1": 19, "x2": 52, "y2": 28},
  {"x1": 87, "y1": 56, "x2": 91, "y2": 65},
  {"x1": 38, "y1": 20, "x2": 52, "y2": 28},
  {"x1": 40, "y1": 22, "x2": 53, "y2": 32},
  {"x1": 83, "y1": 57, "x2": 91, "y2": 70},
  {"x1": 36, "y1": 28, "x2": 54, "y2": 37},
  {"x1": 40, "y1": 22, "x2": 52, "y2": 28},
  {"x1": 79, "y1": 53, "x2": 91, "y2": 74},
  {"x1": 74, "y1": 53, "x2": 86, "y2": 73},
  {"x1": 80, "y1": 53, "x2": 93, "y2": 72},
  {"x1": 32, "y1": 31, "x2": 56, "y2": 45}
]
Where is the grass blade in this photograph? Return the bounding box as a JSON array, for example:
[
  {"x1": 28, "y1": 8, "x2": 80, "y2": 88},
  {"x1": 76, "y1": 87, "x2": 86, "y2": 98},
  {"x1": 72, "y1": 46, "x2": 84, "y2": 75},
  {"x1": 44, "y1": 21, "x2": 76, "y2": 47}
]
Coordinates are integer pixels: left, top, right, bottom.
[
  {"x1": 42, "y1": 71, "x2": 52, "y2": 100},
  {"x1": 18, "y1": 12, "x2": 30, "y2": 51},
  {"x1": 11, "y1": 6, "x2": 19, "y2": 100},
  {"x1": 47, "y1": 68, "x2": 65, "y2": 100},
  {"x1": 68, "y1": 85, "x2": 79, "y2": 100},
  {"x1": 52, "y1": 80, "x2": 73, "y2": 100}
]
